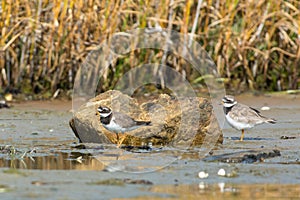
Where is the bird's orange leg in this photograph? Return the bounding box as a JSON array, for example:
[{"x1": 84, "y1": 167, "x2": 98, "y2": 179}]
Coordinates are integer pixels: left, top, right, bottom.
[{"x1": 240, "y1": 129, "x2": 245, "y2": 141}]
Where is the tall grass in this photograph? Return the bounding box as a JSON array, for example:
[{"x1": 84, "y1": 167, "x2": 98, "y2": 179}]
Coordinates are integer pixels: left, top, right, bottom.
[{"x1": 0, "y1": 0, "x2": 299, "y2": 97}]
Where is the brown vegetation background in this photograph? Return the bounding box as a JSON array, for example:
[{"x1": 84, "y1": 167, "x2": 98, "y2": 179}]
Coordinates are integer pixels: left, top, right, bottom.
[{"x1": 0, "y1": 0, "x2": 299, "y2": 98}]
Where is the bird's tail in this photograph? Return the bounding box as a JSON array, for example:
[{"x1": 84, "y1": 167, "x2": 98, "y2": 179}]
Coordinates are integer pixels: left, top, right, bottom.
[
  {"x1": 265, "y1": 118, "x2": 276, "y2": 124},
  {"x1": 136, "y1": 121, "x2": 151, "y2": 126}
]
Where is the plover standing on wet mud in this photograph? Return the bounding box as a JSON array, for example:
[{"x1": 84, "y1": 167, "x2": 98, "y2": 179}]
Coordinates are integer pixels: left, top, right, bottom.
[
  {"x1": 222, "y1": 95, "x2": 276, "y2": 141},
  {"x1": 97, "y1": 106, "x2": 151, "y2": 147}
]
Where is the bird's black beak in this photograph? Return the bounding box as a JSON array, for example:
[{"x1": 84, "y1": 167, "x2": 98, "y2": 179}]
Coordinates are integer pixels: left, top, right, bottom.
[{"x1": 96, "y1": 106, "x2": 102, "y2": 115}]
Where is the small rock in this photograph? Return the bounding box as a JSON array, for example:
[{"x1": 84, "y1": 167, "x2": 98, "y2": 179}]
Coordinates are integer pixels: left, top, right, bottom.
[
  {"x1": 261, "y1": 106, "x2": 270, "y2": 111},
  {"x1": 226, "y1": 170, "x2": 238, "y2": 178},
  {"x1": 280, "y1": 136, "x2": 296, "y2": 140},
  {"x1": 198, "y1": 171, "x2": 209, "y2": 179},
  {"x1": 124, "y1": 178, "x2": 153, "y2": 185},
  {"x1": 217, "y1": 168, "x2": 226, "y2": 176},
  {"x1": 203, "y1": 149, "x2": 281, "y2": 163}
]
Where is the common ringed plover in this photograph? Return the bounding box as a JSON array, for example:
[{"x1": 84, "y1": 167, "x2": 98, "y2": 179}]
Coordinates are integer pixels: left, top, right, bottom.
[
  {"x1": 222, "y1": 95, "x2": 276, "y2": 141},
  {"x1": 97, "y1": 106, "x2": 151, "y2": 147}
]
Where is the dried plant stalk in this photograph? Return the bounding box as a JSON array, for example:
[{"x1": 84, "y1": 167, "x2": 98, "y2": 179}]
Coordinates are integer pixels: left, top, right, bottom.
[{"x1": 0, "y1": 0, "x2": 298, "y2": 96}]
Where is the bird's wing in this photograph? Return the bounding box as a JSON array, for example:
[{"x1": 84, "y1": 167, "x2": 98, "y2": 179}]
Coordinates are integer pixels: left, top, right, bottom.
[
  {"x1": 113, "y1": 112, "x2": 137, "y2": 128},
  {"x1": 249, "y1": 107, "x2": 261, "y2": 114},
  {"x1": 250, "y1": 106, "x2": 276, "y2": 123},
  {"x1": 229, "y1": 104, "x2": 265, "y2": 124}
]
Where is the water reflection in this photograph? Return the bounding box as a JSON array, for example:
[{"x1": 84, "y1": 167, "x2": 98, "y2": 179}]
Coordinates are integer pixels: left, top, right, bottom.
[
  {"x1": 149, "y1": 183, "x2": 300, "y2": 199},
  {"x1": 0, "y1": 151, "x2": 105, "y2": 170},
  {"x1": 0, "y1": 144, "x2": 201, "y2": 172},
  {"x1": 0, "y1": 144, "x2": 182, "y2": 171}
]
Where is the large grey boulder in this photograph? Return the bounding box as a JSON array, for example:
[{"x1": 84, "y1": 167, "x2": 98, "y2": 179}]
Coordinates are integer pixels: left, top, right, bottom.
[{"x1": 69, "y1": 90, "x2": 223, "y2": 147}]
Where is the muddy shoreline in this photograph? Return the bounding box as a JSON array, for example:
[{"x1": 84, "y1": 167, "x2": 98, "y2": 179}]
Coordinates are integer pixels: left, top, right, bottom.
[{"x1": 0, "y1": 93, "x2": 299, "y2": 199}]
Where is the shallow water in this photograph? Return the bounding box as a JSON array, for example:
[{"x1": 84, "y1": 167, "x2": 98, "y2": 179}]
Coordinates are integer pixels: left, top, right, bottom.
[{"x1": 0, "y1": 95, "x2": 299, "y2": 199}]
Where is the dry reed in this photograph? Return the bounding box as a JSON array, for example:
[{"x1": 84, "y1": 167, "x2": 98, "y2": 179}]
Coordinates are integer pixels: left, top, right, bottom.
[{"x1": 0, "y1": 0, "x2": 299, "y2": 98}]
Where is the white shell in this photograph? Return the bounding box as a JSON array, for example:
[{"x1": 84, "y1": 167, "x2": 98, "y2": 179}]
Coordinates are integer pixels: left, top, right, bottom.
[
  {"x1": 198, "y1": 171, "x2": 209, "y2": 179},
  {"x1": 218, "y1": 168, "x2": 226, "y2": 176},
  {"x1": 261, "y1": 106, "x2": 270, "y2": 111}
]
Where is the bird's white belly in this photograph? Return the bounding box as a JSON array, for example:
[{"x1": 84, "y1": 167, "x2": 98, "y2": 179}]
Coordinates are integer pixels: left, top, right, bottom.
[
  {"x1": 226, "y1": 115, "x2": 254, "y2": 130},
  {"x1": 103, "y1": 118, "x2": 139, "y2": 133},
  {"x1": 103, "y1": 120, "x2": 126, "y2": 133}
]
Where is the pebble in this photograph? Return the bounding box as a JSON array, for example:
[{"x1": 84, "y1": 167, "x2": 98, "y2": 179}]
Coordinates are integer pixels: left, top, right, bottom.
[
  {"x1": 217, "y1": 168, "x2": 226, "y2": 176},
  {"x1": 261, "y1": 106, "x2": 270, "y2": 111},
  {"x1": 198, "y1": 171, "x2": 209, "y2": 179}
]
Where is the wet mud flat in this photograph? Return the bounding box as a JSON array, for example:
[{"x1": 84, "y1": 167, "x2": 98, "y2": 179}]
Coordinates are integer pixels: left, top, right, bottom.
[{"x1": 0, "y1": 94, "x2": 299, "y2": 199}]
